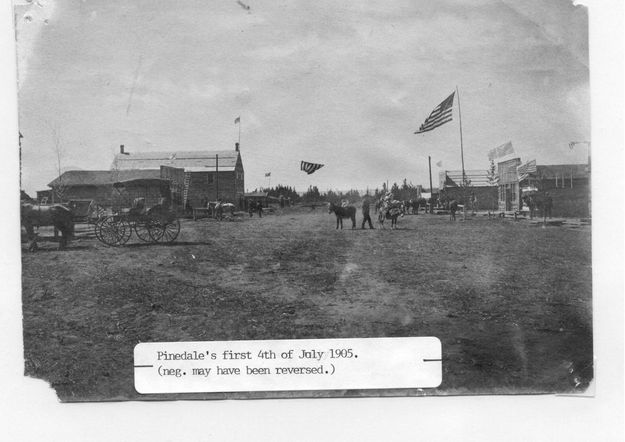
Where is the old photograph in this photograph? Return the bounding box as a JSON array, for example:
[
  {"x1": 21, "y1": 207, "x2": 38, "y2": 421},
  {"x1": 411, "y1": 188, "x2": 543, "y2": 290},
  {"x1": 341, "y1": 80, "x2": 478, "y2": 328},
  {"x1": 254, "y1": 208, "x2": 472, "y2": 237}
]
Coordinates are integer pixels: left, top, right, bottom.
[{"x1": 15, "y1": 0, "x2": 592, "y2": 401}]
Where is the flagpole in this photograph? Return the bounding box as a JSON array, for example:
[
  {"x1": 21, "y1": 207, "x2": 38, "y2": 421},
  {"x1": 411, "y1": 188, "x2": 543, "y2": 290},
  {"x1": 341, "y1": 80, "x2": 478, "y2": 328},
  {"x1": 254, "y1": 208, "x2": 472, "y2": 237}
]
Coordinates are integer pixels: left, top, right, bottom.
[
  {"x1": 456, "y1": 86, "x2": 466, "y2": 186},
  {"x1": 428, "y1": 156, "x2": 433, "y2": 195},
  {"x1": 456, "y1": 85, "x2": 468, "y2": 220},
  {"x1": 238, "y1": 118, "x2": 241, "y2": 144}
]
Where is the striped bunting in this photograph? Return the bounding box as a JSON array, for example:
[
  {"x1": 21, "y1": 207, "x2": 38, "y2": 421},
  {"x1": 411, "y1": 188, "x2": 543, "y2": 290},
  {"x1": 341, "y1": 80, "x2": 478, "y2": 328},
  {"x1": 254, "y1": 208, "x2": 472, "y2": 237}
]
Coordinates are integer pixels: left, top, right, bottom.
[
  {"x1": 301, "y1": 161, "x2": 324, "y2": 175},
  {"x1": 415, "y1": 92, "x2": 455, "y2": 134}
]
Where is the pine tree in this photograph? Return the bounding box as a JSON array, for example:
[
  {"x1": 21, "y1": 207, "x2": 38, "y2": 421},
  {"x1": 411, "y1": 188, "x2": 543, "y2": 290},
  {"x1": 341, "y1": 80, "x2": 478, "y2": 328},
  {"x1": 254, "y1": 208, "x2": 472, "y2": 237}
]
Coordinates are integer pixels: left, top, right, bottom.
[{"x1": 487, "y1": 159, "x2": 498, "y2": 186}]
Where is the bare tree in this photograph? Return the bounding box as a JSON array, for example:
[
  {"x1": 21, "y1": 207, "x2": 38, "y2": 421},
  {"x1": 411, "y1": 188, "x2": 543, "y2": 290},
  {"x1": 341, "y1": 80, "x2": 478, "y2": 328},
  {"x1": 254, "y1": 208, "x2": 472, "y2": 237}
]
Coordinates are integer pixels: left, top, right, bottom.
[{"x1": 49, "y1": 124, "x2": 67, "y2": 203}]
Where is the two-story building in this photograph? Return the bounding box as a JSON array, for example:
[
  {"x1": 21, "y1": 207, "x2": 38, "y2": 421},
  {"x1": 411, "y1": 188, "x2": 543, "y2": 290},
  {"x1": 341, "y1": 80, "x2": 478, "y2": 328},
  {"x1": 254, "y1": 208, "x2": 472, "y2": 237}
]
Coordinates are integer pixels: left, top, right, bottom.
[{"x1": 112, "y1": 143, "x2": 245, "y2": 209}]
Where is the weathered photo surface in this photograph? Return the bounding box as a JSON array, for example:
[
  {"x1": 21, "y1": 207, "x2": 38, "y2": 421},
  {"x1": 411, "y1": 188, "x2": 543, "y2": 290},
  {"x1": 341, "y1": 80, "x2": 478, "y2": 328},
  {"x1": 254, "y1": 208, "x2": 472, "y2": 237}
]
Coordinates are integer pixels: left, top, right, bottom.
[{"x1": 16, "y1": 0, "x2": 592, "y2": 401}]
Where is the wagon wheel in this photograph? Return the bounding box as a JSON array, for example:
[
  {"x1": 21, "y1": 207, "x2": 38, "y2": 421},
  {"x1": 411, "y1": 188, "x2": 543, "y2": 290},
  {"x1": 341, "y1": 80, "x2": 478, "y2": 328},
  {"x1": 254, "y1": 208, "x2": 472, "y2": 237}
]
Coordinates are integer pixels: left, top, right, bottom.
[
  {"x1": 148, "y1": 218, "x2": 180, "y2": 243},
  {"x1": 93, "y1": 217, "x2": 105, "y2": 242},
  {"x1": 98, "y1": 216, "x2": 132, "y2": 246},
  {"x1": 116, "y1": 218, "x2": 132, "y2": 245},
  {"x1": 133, "y1": 220, "x2": 154, "y2": 242}
]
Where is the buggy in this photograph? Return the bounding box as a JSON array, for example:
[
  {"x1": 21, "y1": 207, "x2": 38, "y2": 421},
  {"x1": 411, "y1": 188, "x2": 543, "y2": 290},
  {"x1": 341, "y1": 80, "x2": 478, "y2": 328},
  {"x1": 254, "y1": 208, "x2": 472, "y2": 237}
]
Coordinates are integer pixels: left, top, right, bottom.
[{"x1": 94, "y1": 178, "x2": 181, "y2": 246}]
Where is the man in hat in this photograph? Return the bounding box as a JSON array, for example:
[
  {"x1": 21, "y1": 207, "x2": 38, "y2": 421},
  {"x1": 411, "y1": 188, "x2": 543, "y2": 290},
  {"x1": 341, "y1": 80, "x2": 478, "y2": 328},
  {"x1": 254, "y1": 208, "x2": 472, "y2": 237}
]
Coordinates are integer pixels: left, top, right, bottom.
[{"x1": 361, "y1": 195, "x2": 374, "y2": 229}]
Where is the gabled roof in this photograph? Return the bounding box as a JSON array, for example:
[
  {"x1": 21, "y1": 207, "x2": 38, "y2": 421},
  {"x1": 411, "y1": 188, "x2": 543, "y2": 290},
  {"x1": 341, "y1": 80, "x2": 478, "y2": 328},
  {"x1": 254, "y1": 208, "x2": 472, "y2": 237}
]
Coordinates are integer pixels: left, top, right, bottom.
[
  {"x1": 48, "y1": 169, "x2": 162, "y2": 187},
  {"x1": 536, "y1": 164, "x2": 589, "y2": 179},
  {"x1": 112, "y1": 150, "x2": 240, "y2": 172}
]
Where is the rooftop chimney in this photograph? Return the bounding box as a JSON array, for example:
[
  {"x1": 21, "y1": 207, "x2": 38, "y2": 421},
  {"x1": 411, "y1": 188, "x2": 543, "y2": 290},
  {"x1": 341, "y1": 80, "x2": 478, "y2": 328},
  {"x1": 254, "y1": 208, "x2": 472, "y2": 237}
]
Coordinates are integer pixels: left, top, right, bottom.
[
  {"x1": 120, "y1": 144, "x2": 129, "y2": 155},
  {"x1": 235, "y1": 142, "x2": 240, "y2": 152}
]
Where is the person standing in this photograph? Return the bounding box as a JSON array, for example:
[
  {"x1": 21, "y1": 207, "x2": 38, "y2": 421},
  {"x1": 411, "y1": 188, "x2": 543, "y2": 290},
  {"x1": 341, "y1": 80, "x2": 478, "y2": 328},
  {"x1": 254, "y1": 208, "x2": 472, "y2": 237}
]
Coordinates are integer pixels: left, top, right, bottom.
[
  {"x1": 528, "y1": 195, "x2": 536, "y2": 219},
  {"x1": 361, "y1": 196, "x2": 374, "y2": 229},
  {"x1": 471, "y1": 191, "x2": 477, "y2": 215},
  {"x1": 248, "y1": 200, "x2": 255, "y2": 217},
  {"x1": 544, "y1": 192, "x2": 553, "y2": 218}
]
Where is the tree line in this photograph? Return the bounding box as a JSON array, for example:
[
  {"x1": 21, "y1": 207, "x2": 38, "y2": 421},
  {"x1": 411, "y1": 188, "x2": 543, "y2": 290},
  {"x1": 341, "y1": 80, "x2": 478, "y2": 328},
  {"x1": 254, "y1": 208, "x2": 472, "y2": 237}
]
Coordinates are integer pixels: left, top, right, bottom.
[{"x1": 254, "y1": 179, "x2": 425, "y2": 204}]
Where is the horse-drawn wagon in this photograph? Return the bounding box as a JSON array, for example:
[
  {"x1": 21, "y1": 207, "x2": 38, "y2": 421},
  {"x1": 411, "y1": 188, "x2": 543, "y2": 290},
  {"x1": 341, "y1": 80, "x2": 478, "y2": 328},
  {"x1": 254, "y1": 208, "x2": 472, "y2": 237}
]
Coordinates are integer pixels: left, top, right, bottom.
[{"x1": 93, "y1": 178, "x2": 181, "y2": 246}]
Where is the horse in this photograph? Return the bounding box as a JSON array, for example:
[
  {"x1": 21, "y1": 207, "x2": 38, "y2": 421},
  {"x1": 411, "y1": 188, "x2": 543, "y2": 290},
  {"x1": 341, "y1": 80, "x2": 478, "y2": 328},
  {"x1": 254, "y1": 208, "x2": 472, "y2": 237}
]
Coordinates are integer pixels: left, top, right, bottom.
[
  {"x1": 522, "y1": 193, "x2": 552, "y2": 220},
  {"x1": 328, "y1": 202, "x2": 356, "y2": 229},
  {"x1": 21, "y1": 202, "x2": 74, "y2": 251},
  {"x1": 448, "y1": 200, "x2": 458, "y2": 221},
  {"x1": 378, "y1": 201, "x2": 404, "y2": 229},
  {"x1": 374, "y1": 199, "x2": 382, "y2": 214},
  {"x1": 214, "y1": 201, "x2": 236, "y2": 221}
]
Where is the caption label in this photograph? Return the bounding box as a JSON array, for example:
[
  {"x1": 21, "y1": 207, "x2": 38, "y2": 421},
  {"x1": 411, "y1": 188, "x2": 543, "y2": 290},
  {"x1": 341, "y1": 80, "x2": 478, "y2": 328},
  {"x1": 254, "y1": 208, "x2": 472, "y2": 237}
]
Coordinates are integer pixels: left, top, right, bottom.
[{"x1": 134, "y1": 337, "x2": 441, "y2": 394}]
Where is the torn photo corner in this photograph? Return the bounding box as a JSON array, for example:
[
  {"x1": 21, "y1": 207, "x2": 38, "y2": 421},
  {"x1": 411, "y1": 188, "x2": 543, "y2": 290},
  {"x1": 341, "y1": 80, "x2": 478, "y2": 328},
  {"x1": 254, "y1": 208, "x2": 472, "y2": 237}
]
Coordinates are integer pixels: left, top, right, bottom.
[{"x1": 15, "y1": 0, "x2": 592, "y2": 401}]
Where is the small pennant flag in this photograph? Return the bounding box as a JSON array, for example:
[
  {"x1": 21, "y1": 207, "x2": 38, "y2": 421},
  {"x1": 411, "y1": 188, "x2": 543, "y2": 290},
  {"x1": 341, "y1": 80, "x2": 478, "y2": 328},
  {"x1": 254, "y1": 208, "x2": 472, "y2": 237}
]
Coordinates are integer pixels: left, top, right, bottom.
[
  {"x1": 265, "y1": 172, "x2": 271, "y2": 177},
  {"x1": 300, "y1": 161, "x2": 324, "y2": 175},
  {"x1": 415, "y1": 92, "x2": 455, "y2": 134},
  {"x1": 436, "y1": 160, "x2": 443, "y2": 167},
  {"x1": 234, "y1": 116, "x2": 240, "y2": 124},
  {"x1": 444, "y1": 174, "x2": 459, "y2": 187}
]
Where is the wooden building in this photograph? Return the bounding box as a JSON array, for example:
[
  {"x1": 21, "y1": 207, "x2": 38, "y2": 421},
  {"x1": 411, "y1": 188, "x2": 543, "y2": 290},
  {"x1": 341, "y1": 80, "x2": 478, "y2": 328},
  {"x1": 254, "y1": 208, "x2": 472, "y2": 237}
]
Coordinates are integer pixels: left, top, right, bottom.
[
  {"x1": 45, "y1": 168, "x2": 183, "y2": 210},
  {"x1": 243, "y1": 191, "x2": 269, "y2": 209},
  {"x1": 112, "y1": 144, "x2": 245, "y2": 209},
  {"x1": 497, "y1": 158, "x2": 522, "y2": 212},
  {"x1": 438, "y1": 169, "x2": 498, "y2": 210},
  {"x1": 497, "y1": 159, "x2": 590, "y2": 217}
]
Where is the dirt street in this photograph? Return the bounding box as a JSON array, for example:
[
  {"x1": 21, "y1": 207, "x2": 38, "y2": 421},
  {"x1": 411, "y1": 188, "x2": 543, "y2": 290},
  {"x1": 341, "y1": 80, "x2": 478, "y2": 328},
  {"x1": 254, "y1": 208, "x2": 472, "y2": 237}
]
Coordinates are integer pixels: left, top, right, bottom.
[{"x1": 21, "y1": 208, "x2": 592, "y2": 401}]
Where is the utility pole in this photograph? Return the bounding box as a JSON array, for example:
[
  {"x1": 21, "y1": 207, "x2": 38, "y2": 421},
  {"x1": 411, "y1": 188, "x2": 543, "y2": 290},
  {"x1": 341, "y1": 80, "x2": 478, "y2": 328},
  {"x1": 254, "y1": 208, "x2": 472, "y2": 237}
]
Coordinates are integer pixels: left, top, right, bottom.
[
  {"x1": 428, "y1": 155, "x2": 433, "y2": 195},
  {"x1": 215, "y1": 154, "x2": 219, "y2": 200}
]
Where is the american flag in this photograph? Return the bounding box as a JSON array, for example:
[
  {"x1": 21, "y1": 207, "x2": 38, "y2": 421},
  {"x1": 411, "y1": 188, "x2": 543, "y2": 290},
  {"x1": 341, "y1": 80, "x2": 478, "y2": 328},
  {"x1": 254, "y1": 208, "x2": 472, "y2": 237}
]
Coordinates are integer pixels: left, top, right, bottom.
[
  {"x1": 415, "y1": 92, "x2": 455, "y2": 134},
  {"x1": 517, "y1": 159, "x2": 537, "y2": 181},
  {"x1": 488, "y1": 141, "x2": 515, "y2": 161},
  {"x1": 300, "y1": 161, "x2": 324, "y2": 175},
  {"x1": 234, "y1": 116, "x2": 240, "y2": 124},
  {"x1": 265, "y1": 172, "x2": 271, "y2": 177}
]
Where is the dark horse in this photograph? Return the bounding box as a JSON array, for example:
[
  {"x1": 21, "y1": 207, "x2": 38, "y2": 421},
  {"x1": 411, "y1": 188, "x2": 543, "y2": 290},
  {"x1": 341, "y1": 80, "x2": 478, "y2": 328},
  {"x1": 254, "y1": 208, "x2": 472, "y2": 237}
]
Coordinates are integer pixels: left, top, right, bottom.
[
  {"x1": 328, "y1": 202, "x2": 356, "y2": 229},
  {"x1": 21, "y1": 201, "x2": 74, "y2": 251},
  {"x1": 522, "y1": 193, "x2": 553, "y2": 221},
  {"x1": 448, "y1": 199, "x2": 459, "y2": 221}
]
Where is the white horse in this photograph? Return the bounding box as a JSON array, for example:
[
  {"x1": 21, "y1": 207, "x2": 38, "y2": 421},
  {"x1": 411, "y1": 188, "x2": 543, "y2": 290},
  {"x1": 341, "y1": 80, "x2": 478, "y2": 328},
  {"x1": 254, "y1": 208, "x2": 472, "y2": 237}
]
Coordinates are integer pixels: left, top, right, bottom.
[
  {"x1": 213, "y1": 202, "x2": 236, "y2": 220},
  {"x1": 378, "y1": 200, "x2": 404, "y2": 229}
]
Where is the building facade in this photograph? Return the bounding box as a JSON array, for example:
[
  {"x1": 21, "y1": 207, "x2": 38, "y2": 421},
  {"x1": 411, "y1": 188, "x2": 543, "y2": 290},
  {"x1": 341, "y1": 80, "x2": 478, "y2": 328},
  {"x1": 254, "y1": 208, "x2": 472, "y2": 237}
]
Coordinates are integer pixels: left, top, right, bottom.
[
  {"x1": 112, "y1": 145, "x2": 245, "y2": 209},
  {"x1": 439, "y1": 169, "x2": 498, "y2": 210},
  {"x1": 46, "y1": 169, "x2": 176, "y2": 209},
  {"x1": 497, "y1": 159, "x2": 590, "y2": 217},
  {"x1": 497, "y1": 158, "x2": 522, "y2": 212}
]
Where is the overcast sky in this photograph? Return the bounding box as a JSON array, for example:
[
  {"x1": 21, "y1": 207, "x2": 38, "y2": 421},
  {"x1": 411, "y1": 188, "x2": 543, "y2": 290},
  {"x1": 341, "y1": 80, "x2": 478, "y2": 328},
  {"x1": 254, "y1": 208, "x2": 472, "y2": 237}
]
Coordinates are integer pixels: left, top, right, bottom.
[{"x1": 15, "y1": 0, "x2": 589, "y2": 194}]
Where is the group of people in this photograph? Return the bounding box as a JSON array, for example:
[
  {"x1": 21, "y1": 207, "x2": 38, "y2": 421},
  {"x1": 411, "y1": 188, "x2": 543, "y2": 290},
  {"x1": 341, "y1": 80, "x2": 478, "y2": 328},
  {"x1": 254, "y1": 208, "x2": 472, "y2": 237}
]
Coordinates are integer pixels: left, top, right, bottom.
[
  {"x1": 357, "y1": 192, "x2": 404, "y2": 229},
  {"x1": 247, "y1": 200, "x2": 263, "y2": 218},
  {"x1": 521, "y1": 192, "x2": 553, "y2": 219}
]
